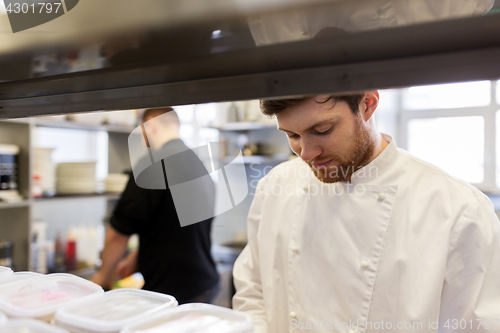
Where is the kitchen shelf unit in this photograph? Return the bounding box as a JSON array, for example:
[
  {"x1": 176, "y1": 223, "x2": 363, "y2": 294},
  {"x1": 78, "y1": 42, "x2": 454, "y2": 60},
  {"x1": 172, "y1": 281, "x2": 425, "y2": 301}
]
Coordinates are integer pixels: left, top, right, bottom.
[
  {"x1": 0, "y1": 200, "x2": 31, "y2": 209},
  {"x1": 34, "y1": 193, "x2": 121, "y2": 203},
  {"x1": 0, "y1": 118, "x2": 133, "y2": 271},
  {"x1": 221, "y1": 154, "x2": 290, "y2": 165},
  {"x1": 211, "y1": 122, "x2": 291, "y2": 166},
  {"x1": 209, "y1": 122, "x2": 276, "y2": 132}
]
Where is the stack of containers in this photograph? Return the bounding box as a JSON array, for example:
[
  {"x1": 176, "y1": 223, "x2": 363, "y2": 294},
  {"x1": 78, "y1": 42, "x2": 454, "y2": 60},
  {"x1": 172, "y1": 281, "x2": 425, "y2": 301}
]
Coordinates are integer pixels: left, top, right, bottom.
[
  {"x1": 0, "y1": 267, "x2": 12, "y2": 277},
  {"x1": 56, "y1": 162, "x2": 97, "y2": 195},
  {"x1": 0, "y1": 319, "x2": 70, "y2": 333},
  {"x1": 0, "y1": 271, "x2": 42, "y2": 285},
  {"x1": 34, "y1": 148, "x2": 56, "y2": 196},
  {"x1": 54, "y1": 289, "x2": 177, "y2": 333},
  {"x1": 0, "y1": 273, "x2": 103, "y2": 323},
  {"x1": 104, "y1": 174, "x2": 129, "y2": 193},
  {"x1": 120, "y1": 303, "x2": 254, "y2": 333}
]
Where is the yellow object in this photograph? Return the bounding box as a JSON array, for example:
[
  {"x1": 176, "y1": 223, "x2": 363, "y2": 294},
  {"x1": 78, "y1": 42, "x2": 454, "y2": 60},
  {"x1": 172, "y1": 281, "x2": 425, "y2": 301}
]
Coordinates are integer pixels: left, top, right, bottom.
[{"x1": 112, "y1": 272, "x2": 144, "y2": 289}]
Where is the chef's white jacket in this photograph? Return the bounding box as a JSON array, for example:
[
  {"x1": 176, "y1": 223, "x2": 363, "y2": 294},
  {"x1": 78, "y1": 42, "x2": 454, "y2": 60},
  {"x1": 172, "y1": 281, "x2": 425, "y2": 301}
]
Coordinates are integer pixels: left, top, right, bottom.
[
  {"x1": 248, "y1": 0, "x2": 494, "y2": 46},
  {"x1": 233, "y1": 135, "x2": 500, "y2": 333}
]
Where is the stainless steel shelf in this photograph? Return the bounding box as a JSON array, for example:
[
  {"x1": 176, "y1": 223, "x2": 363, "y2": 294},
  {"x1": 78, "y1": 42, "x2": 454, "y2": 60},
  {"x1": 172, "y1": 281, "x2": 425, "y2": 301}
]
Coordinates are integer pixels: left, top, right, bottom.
[
  {"x1": 2, "y1": 13, "x2": 500, "y2": 118},
  {"x1": 222, "y1": 154, "x2": 290, "y2": 164},
  {"x1": 0, "y1": 200, "x2": 30, "y2": 210},
  {"x1": 33, "y1": 119, "x2": 135, "y2": 133},
  {"x1": 34, "y1": 193, "x2": 121, "y2": 203},
  {"x1": 210, "y1": 122, "x2": 276, "y2": 131}
]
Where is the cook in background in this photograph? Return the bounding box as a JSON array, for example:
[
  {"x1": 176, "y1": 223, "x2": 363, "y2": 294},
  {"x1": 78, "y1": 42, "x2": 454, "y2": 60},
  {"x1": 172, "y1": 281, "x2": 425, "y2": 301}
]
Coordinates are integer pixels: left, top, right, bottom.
[
  {"x1": 233, "y1": 90, "x2": 500, "y2": 332},
  {"x1": 92, "y1": 107, "x2": 219, "y2": 304}
]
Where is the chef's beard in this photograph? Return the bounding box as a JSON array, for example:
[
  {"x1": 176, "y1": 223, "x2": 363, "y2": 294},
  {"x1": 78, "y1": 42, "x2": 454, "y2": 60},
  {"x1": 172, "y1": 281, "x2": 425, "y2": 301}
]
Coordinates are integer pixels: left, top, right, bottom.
[{"x1": 307, "y1": 116, "x2": 375, "y2": 184}]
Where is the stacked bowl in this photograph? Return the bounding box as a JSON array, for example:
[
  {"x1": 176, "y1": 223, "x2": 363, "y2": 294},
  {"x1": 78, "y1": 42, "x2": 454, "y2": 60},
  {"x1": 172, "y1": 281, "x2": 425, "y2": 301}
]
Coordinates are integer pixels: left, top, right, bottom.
[{"x1": 56, "y1": 162, "x2": 97, "y2": 195}]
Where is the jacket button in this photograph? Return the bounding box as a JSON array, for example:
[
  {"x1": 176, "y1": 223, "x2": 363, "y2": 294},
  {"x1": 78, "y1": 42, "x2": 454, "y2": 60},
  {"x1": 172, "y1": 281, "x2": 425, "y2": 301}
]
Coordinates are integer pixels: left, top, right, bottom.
[
  {"x1": 378, "y1": 193, "x2": 386, "y2": 201},
  {"x1": 303, "y1": 185, "x2": 309, "y2": 193},
  {"x1": 290, "y1": 311, "x2": 297, "y2": 319},
  {"x1": 291, "y1": 245, "x2": 299, "y2": 253},
  {"x1": 361, "y1": 260, "x2": 369, "y2": 268}
]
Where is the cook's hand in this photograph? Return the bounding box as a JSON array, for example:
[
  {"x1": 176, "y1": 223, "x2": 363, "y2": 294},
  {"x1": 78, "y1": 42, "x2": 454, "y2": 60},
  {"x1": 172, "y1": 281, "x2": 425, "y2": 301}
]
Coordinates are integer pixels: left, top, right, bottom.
[
  {"x1": 115, "y1": 248, "x2": 139, "y2": 278},
  {"x1": 91, "y1": 270, "x2": 112, "y2": 290}
]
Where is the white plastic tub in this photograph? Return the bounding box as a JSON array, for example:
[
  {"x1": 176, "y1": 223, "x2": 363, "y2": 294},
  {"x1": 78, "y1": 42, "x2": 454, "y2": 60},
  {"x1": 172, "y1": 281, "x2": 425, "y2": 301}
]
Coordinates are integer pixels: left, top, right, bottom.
[
  {"x1": 0, "y1": 267, "x2": 12, "y2": 277},
  {"x1": 0, "y1": 318, "x2": 70, "y2": 333},
  {"x1": 0, "y1": 273, "x2": 103, "y2": 322},
  {"x1": 54, "y1": 289, "x2": 178, "y2": 333},
  {"x1": 0, "y1": 272, "x2": 43, "y2": 286},
  {"x1": 120, "y1": 303, "x2": 254, "y2": 333}
]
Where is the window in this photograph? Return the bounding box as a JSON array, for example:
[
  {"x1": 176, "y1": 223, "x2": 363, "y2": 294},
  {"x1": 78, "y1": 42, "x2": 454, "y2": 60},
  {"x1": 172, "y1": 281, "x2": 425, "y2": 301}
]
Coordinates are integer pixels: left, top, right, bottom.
[
  {"x1": 400, "y1": 80, "x2": 499, "y2": 192},
  {"x1": 408, "y1": 117, "x2": 484, "y2": 184},
  {"x1": 402, "y1": 81, "x2": 491, "y2": 110}
]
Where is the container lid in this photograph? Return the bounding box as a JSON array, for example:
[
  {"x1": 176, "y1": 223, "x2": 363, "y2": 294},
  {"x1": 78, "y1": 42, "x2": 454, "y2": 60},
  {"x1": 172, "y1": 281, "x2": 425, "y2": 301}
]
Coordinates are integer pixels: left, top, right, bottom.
[
  {"x1": 0, "y1": 267, "x2": 12, "y2": 276},
  {"x1": 0, "y1": 273, "x2": 103, "y2": 319},
  {"x1": 0, "y1": 144, "x2": 19, "y2": 155},
  {"x1": 120, "y1": 303, "x2": 254, "y2": 333},
  {"x1": 0, "y1": 272, "x2": 43, "y2": 286},
  {"x1": 0, "y1": 319, "x2": 70, "y2": 333},
  {"x1": 55, "y1": 289, "x2": 177, "y2": 333}
]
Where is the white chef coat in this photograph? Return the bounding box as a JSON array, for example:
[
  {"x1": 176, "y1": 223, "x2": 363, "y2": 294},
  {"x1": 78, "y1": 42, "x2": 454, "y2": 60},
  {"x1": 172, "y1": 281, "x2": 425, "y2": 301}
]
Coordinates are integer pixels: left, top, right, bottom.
[
  {"x1": 233, "y1": 134, "x2": 500, "y2": 333},
  {"x1": 248, "y1": 0, "x2": 494, "y2": 46}
]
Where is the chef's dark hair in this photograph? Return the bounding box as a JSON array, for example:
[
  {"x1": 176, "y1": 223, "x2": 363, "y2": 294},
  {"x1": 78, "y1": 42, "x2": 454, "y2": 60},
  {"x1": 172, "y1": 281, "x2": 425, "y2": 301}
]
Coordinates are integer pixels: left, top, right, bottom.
[
  {"x1": 260, "y1": 94, "x2": 364, "y2": 118},
  {"x1": 142, "y1": 107, "x2": 180, "y2": 125}
]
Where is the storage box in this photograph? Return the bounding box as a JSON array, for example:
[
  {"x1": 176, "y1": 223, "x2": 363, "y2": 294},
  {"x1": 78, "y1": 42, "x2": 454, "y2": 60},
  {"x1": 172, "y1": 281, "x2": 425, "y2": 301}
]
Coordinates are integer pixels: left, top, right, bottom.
[
  {"x1": 0, "y1": 271, "x2": 42, "y2": 285},
  {"x1": 0, "y1": 273, "x2": 103, "y2": 322},
  {"x1": 0, "y1": 267, "x2": 12, "y2": 276},
  {"x1": 0, "y1": 318, "x2": 70, "y2": 332},
  {"x1": 120, "y1": 303, "x2": 254, "y2": 333},
  {"x1": 54, "y1": 289, "x2": 177, "y2": 333}
]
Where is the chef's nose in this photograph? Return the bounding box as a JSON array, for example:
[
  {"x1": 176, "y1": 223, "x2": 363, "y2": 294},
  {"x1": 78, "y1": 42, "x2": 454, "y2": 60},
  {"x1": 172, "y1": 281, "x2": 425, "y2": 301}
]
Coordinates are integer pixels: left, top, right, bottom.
[{"x1": 299, "y1": 138, "x2": 321, "y2": 162}]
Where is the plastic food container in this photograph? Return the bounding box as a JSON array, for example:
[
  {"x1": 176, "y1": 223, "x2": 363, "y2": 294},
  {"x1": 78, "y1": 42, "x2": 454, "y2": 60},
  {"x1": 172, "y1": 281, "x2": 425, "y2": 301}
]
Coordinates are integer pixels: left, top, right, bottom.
[
  {"x1": 0, "y1": 273, "x2": 103, "y2": 322},
  {"x1": 0, "y1": 272, "x2": 43, "y2": 286},
  {"x1": 0, "y1": 318, "x2": 70, "y2": 333},
  {"x1": 120, "y1": 303, "x2": 254, "y2": 333},
  {"x1": 0, "y1": 267, "x2": 12, "y2": 276},
  {"x1": 54, "y1": 289, "x2": 178, "y2": 333}
]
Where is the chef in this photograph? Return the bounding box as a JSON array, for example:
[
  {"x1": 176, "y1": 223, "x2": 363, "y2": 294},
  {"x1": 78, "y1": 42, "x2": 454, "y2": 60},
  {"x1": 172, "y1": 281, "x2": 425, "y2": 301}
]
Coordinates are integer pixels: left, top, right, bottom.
[{"x1": 232, "y1": 92, "x2": 500, "y2": 332}]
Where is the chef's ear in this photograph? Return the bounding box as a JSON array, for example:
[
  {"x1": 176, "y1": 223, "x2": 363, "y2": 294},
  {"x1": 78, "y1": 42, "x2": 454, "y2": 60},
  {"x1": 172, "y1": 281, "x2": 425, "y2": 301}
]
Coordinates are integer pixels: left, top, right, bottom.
[{"x1": 360, "y1": 91, "x2": 379, "y2": 122}]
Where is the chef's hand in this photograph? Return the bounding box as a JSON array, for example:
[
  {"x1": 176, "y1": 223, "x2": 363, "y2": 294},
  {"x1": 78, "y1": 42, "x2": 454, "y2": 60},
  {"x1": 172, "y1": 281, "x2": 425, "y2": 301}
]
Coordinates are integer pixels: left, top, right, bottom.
[{"x1": 115, "y1": 248, "x2": 139, "y2": 278}]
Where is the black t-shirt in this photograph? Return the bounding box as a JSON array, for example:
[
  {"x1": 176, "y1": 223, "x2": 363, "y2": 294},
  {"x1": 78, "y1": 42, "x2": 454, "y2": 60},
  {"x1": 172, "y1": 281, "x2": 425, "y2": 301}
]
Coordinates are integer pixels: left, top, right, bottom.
[{"x1": 110, "y1": 139, "x2": 219, "y2": 301}]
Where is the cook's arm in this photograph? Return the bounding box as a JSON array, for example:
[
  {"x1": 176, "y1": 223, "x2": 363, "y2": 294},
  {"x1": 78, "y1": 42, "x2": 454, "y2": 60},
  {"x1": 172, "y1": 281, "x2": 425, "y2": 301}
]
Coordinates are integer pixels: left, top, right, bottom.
[
  {"x1": 233, "y1": 177, "x2": 271, "y2": 333},
  {"x1": 91, "y1": 225, "x2": 130, "y2": 289},
  {"x1": 439, "y1": 194, "x2": 500, "y2": 333},
  {"x1": 116, "y1": 248, "x2": 139, "y2": 278}
]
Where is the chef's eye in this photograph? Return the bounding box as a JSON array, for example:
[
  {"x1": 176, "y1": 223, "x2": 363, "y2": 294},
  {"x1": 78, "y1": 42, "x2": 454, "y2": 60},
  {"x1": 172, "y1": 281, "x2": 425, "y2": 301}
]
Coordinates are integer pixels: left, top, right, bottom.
[
  {"x1": 287, "y1": 133, "x2": 300, "y2": 139},
  {"x1": 314, "y1": 127, "x2": 332, "y2": 135}
]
